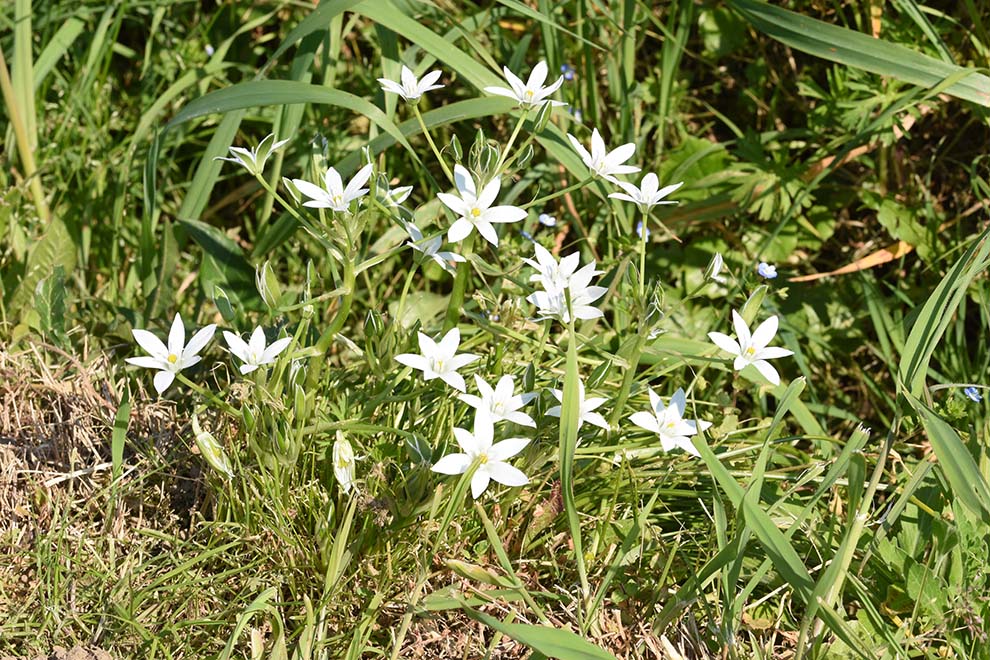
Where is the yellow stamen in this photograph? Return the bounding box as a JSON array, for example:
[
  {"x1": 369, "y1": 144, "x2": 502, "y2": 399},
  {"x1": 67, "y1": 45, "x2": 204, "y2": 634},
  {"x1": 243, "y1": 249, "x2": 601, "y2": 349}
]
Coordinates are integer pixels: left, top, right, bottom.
[
  {"x1": 479, "y1": 454, "x2": 489, "y2": 464},
  {"x1": 167, "y1": 353, "x2": 178, "y2": 364},
  {"x1": 471, "y1": 207, "x2": 481, "y2": 217},
  {"x1": 745, "y1": 347, "x2": 756, "y2": 356}
]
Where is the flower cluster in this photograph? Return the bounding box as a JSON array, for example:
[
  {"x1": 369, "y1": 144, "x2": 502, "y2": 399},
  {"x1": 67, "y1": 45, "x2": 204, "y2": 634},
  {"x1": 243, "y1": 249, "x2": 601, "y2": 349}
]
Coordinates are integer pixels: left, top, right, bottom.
[{"x1": 525, "y1": 244, "x2": 607, "y2": 323}]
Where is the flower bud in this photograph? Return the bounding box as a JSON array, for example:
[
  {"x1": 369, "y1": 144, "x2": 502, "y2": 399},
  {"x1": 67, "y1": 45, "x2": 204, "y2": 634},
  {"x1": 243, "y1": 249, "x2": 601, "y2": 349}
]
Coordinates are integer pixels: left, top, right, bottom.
[
  {"x1": 212, "y1": 285, "x2": 235, "y2": 322},
  {"x1": 332, "y1": 434, "x2": 357, "y2": 494},
  {"x1": 192, "y1": 415, "x2": 233, "y2": 479},
  {"x1": 449, "y1": 134, "x2": 463, "y2": 161},
  {"x1": 256, "y1": 261, "x2": 282, "y2": 311},
  {"x1": 534, "y1": 101, "x2": 553, "y2": 133}
]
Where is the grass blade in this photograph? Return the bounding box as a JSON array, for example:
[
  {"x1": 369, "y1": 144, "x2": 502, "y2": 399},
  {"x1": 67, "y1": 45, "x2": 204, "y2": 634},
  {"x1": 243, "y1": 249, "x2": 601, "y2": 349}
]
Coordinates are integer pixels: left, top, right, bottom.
[
  {"x1": 462, "y1": 606, "x2": 619, "y2": 660},
  {"x1": 728, "y1": 0, "x2": 990, "y2": 106}
]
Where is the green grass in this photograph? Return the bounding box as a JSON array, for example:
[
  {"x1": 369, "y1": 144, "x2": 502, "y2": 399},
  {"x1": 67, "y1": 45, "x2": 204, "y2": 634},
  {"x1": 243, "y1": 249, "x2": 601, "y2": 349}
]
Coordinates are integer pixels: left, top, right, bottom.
[{"x1": 2, "y1": 0, "x2": 990, "y2": 657}]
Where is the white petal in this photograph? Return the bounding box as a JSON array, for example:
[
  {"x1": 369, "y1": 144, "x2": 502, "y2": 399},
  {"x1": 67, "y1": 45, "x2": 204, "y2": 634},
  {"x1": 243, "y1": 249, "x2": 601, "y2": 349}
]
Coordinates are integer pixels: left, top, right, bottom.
[
  {"x1": 629, "y1": 411, "x2": 661, "y2": 434},
  {"x1": 324, "y1": 167, "x2": 344, "y2": 195},
  {"x1": 153, "y1": 371, "x2": 175, "y2": 395},
  {"x1": 476, "y1": 177, "x2": 501, "y2": 211},
  {"x1": 126, "y1": 356, "x2": 166, "y2": 370},
  {"x1": 432, "y1": 453, "x2": 471, "y2": 475},
  {"x1": 758, "y1": 346, "x2": 794, "y2": 360},
  {"x1": 751, "y1": 316, "x2": 780, "y2": 350},
  {"x1": 604, "y1": 142, "x2": 636, "y2": 167},
  {"x1": 453, "y1": 164, "x2": 476, "y2": 198},
  {"x1": 752, "y1": 360, "x2": 781, "y2": 386},
  {"x1": 731, "y1": 310, "x2": 751, "y2": 347},
  {"x1": 488, "y1": 437, "x2": 530, "y2": 462},
  {"x1": 437, "y1": 327, "x2": 461, "y2": 355},
  {"x1": 486, "y1": 461, "x2": 529, "y2": 488},
  {"x1": 459, "y1": 393, "x2": 483, "y2": 410},
  {"x1": 223, "y1": 331, "x2": 250, "y2": 362},
  {"x1": 583, "y1": 412, "x2": 610, "y2": 431},
  {"x1": 167, "y1": 314, "x2": 186, "y2": 356},
  {"x1": 292, "y1": 178, "x2": 331, "y2": 203},
  {"x1": 439, "y1": 372, "x2": 467, "y2": 392},
  {"x1": 527, "y1": 60, "x2": 548, "y2": 90},
  {"x1": 470, "y1": 471, "x2": 492, "y2": 499},
  {"x1": 261, "y1": 337, "x2": 292, "y2": 363},
  {"x1": 484, "y1": 205, "x2": 527, "y2": 224},
  {"x1": 344, "y1": 163, "x2": 374, "y2": 200},
  {"x1": 448, "y1": 218, "x2": 474, "y2": 244},
  {"x1": 395, "y1": 353, "x2": 428, "y2": 372},
  {"x1": 131, "y1": 329, "x2": 168, "y2": 358},
  {"x1": 474, "y1": 219, "x2": 499, "y2": 246},
  {"x1": 708, "y1": 332, "x2": 741, "y2": 356},
  {"x1": 184, "y1": 324, "x2": 217, "y2": 359}
]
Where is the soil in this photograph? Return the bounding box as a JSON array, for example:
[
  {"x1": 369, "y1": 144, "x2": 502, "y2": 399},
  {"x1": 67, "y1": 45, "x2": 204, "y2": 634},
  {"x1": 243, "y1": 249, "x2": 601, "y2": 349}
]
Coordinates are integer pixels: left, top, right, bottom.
[{"x1": 0, "y1": 648, "x2": 113, "y2": 660}]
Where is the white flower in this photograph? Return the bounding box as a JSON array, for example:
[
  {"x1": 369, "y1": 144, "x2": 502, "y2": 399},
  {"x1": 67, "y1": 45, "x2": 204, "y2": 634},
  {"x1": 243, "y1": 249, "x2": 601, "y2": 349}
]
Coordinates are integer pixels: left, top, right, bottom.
[
  {"x1": 214, "y1": 133, "x2": 290, "y2": 176},
  {"x1": 333, "y1": 437, "x2": 357, "y2": 494},
  {"x1": 546, "y1": 379, "x2": 609, "y2": 432},
  {"x1": 432, "y1": 411, "x2": 530, "y2": 499},
  {"x1": 523, "y1": 243, "x2": 584, "y2": 292},
  {"x1": 483, "y1": 60, "x2": 565, "y2": 109},
  {"x1": 628, "y1": 388, "x2": 712, "y2": 457},
  {"x1": 386, "y1": 185, "x2": 413, "y2": 207},
  {"x1": 527, "y1": 257, "x2": 607, "y2": 323},
  {"x1": 567, "y1": 128, "x2": 640, "y2": 184},
  {"x1": 126, "y1": 313, "x2": 216, "y2": 395},
  {"x1": 395, "y1": 327, "x2": 480, "y2": 392},
  {"x1": 222, "y1": 326, "x2": 292, "y2": 375},
  {"x1": 377, "y1": 65, "x2": 444, "y2": 102},
  {"x1": 708, "y1": 311, "x2": 794, "y2": 386},
  {"x1": 437, "y1": 165, "x2": 527, "y2": 247},
  {"x1": 405, "y1": 223, "x2": 465, "y2": 276},
  {"x1": 608, "y1": 173, "x2": 683, "y2": 213},
  {"x1": 757, "y1": 262, "x2": 778, "y2": 279},
  {"x1": 292, "y1": 163, "x2": 373, "y2": 213},
  {"x1": 459, "y1": 375, "x2": 536, "y2": 427},
  {"x1": 707, "y1": 253, "x2": 728, "y2": 284}
]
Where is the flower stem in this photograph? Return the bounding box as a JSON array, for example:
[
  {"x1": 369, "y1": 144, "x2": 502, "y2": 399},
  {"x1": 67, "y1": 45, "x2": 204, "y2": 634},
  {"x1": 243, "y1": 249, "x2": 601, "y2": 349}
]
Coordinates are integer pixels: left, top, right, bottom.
[
  {"x1": 442, "y1": 233, "x2": 474, "y2": 332},
  {"x1": 254, "y1": 175, "x2": 337, "y2": 254},
  {"x1": 494, "y1": 109, "x2": 530, "y2": 177},
  {"x1": 638, "y1": 207, "x2": 650, "y2": 299},
  {"x1": 394, "y1": 262, "x2": 419, "y2": 327},
  {"x1": 412, "y1": 105, "x2": 454, "y2": 185},
  {"x1": 305, "y1": 256, "x2": 356, "y2": 390},
  {"x1": 522, "y1": 176, "x2": 593, "y2": 210},
  {"x1": 175, "y1": 373, "x2": 238, "y2": 416}
]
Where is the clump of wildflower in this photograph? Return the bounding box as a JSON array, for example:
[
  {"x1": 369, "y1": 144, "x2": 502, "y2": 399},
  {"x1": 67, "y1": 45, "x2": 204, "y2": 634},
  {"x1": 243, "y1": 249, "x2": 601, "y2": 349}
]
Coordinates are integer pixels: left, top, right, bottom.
[
  {"x1": 292, "y1": 163, "x2": 373, "y2": 213},
  {"x1": 567, "y1": 128, "x2": 639, "y2": 184},
  {"x1": 126, "y1": 313, "x2": 216, "y2": 395},
  {"x1": 431, "y1": 411, "x2": 530, "y2": 499},
  {"x1": 437, "y1": 165, "x2": 527, "y2": 247},
  {"x1": 708, "y1": 311, "x2": 794, "y2": 386},
  {"x1": 395, "y1": 327, "x2": 480, "y2": 392},
  {"x1": 628, "y1": 388, "x2": 711, "y2": 457},
  {"x1": 484, "y1": 61, "x2": 565, "y2": 109}
]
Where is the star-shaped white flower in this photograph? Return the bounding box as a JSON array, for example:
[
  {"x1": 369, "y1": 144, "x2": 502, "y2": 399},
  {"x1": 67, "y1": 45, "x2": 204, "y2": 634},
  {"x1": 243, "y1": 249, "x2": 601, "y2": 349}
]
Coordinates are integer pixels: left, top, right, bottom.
[
  {"x1": 608, "y1": 173, "x2": 683, "y2": 213},
  {"x1": 483, "y1": 60, "x2": 566, "y2": 109},
  {"x1": 333, "y1": 437, "x2": 358, "y2": 494},
  {"x1": 385, "y1": 185, "x2": 413, "y2": 207},
  {"x1": 432, "y1": 411, "x2": 530, "y2": 499},
  {"x1": 126, "y1": 313, "x2": 216, "y2": 395},
  {"x1": 628, "y1": 388, "x2": 712, "y2": 457},
  {"x1": 459, "y1": 375, "x2": 536, "y2": 427},
  {"x1": 222, "y1": 326, "x2": 292, "y2": 375},
  {"x1": 377, "y1": 65, "x2": 444, "y2": 102},
  {"x1": 708, "y1": 311, "x2": 794, "y2": 386},
  {"x1": 405, "y1": 222, "x2": 465, "y2": 276},
  {"x1": 523, "y1": 243, "x2": 586, "y2": 292},
  {"x1": 546, "y1": 379, "x2": 609, "y2": 431},
  {"x1": 706, "y1": 252, "x2": 728, "y2": 284},
  {"x1": 395, "y1": 327, "x2": 480, "y2": 392},
  {"x1": 437, "y1": 165, "x2": 527, "y2": 247},
  {"x1": 527, "y1": 258, "x2": 607, "y2": 323},
  {"x1": 214, "y1": 133, "x2": 290, "y2": 176},
  {"x1": 292, "y1": 163, "x2": 373, "y2": 213},
  {"x1": 567, "y1": 128, "x2": 640, "y2": 184}
]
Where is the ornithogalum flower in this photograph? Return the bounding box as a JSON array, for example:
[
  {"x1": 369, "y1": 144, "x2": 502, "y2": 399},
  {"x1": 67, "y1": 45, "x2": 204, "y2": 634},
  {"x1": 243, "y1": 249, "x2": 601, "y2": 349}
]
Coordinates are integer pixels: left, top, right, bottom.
[
  {"x1": 628, "y1": 388, "x2": 712, "y2": 457},
  {"x1": 757, "y1": 262, "x2": 777, "y2": 279},
  {"x1": 437, "y1": 165, "x2": 527, "y2": 247},
  {"x1": 292, "y1": 163, "x2": 373, "y2": 213},
  {"x1": 377, "y1": 65, "x2": 444, "y2": 102},
  {"x1": 333, "y1": 436, "x2": 357, "y2": 494},
  {"x1": 706, "y1": 253, "x2": 728, "y2": 284},
  {"x1": 708, "y1": 311, "x2": 794, "y2": 386},
  {"x1": 222, "y1": 326, "x2": 292, "y2": 375},
  {"x1": 126, "y1": 313, "x2": 216, "y2": 395},
  {"x1": 215, "y1": 133, "x2": 289, "y2": 176},
  {"x1": 608, "y1": 173, "x2": 683, "y2": 213},
  {"x1": 526, "y1": 251, "x2": 607, "y2": 323},
  {"x1": 431, "y1": 411, "x2": 530, "y2": 499},
  {"x1": 567, "y1": 128, "x2": 640, "y2": 184},
  {"x1": 405, "y1": 222, "x2": 465, "y2": 276},
  {"x1": 546, "y1": 379, "x2": 609, "y2": 431},
  {"x1": 484, "y1": 61, "x2": 565, "y2": 109},
  {"x1": 395, "y1": 327, "x2": 480, "y2": 392},
  {"x1": 459, "y1": 375, "x2": 536, "y2": 427}
]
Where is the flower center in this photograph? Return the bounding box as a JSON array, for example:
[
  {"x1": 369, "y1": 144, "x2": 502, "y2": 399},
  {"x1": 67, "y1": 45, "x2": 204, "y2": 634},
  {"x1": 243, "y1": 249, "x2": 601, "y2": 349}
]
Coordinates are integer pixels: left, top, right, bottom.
[
  {"x1": 478, "y1": 454, "x2": 489, "y2": 464},
  {"x1": 493, "y1": 401, "x2": 505, "y2": 414},
  {"x1": 471, "y1": 207, "x2": 482, "y2": 218},
  {"x1": 525, "y1": 89, "x2": 534, "y2": 99},
  {"x1": 666, "y1": 421, "x2": 676, "y2": 429},
  {"x1": 333, "y1": 194, "x2": 343, "y2": 205},
  {"x1": 432, "y1": 357, "x2": 446, "y2": 372},
  {"x1": 167, "y1": 353, "x2": 178, "y2": 364},
  {"x1": 745, "y1": 347, "x2": 756, "y2": 357}
]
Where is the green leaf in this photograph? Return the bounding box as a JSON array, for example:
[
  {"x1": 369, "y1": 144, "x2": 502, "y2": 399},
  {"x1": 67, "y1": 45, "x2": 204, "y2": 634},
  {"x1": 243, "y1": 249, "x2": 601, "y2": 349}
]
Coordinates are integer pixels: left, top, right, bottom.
[
  {"x1": 164, "y1": 80, "x2": 413, "y2": 155},
  {"x1": 34, "y1": 264, "x2": 66, "y2": 340},
  {"x1": 262, "y1": 0, "x2": 363, "y2": 73},
  {"x1": 463, "y1": 607, "x2": 618, "y2": 660},
  {"x1": 728, "y1": 0, "x2": 990, "y2": 107}
]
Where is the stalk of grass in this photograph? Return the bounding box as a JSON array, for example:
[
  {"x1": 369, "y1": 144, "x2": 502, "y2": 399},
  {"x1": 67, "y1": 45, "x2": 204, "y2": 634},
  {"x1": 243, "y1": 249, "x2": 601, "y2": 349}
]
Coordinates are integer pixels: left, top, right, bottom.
[{"x1": 560, "y1": 309, "x2": 589, "y2": 614}]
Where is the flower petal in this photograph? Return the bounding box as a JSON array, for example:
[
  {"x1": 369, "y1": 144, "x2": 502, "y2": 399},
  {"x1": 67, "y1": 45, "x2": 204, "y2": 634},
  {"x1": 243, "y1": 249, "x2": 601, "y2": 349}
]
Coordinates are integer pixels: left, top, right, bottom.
[
  {"x1": 470, "y1": 471, "x2": 492, "y2": 499},
  {"x1": 708, "y1": 332, "x2": 741, "y2": 356},
  {"x1": 488, "y1": 437, "x2": 530, "y2": 462},
  {"x1": 751, "y1": 315, "x2": 780, "y2": 350},
  {"x1": 132, "y1": 329, "x2": 168, "y2": 358},
  {"x1": 752, "y1": 359, "x2": 781, "y2": 386},
  {"x1": 153, "y1": 370, "x2": 175, "y2": 395},
  {"x1": 629, "y1": 411, "x2": 661, "y2": 434},
  {"x1": 486, "y1": 461, "x2": 529, "y2": 487},
  {"x1": 167, "y1": 314, "x2": 185, "y2": 357},
  {"x1": 432, "y1": 453, "x2": 471, "y2": 475}
]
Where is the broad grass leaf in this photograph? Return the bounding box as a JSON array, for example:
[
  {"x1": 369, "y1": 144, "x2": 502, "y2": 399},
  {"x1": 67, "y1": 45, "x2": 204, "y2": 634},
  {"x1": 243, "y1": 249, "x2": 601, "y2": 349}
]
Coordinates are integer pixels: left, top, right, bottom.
[
  {"x1": 728, "y1": 0, "x2": 990, "y2": 107},
  {"x1": 463, "y1": 607, "x2": 618, "y2": 660}
]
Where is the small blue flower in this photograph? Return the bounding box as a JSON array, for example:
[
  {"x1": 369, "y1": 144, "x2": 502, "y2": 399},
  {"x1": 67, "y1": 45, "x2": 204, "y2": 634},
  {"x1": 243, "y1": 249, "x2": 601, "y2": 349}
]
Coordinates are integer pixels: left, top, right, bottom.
[
  {"x1": 538, "y1": 213, "x2": 556, "y2": 227},
  {"x1": 636, "y1": 221, "x2": 651, "y2": 240},
  {"x1": 757, "y1": 262, "x2": 778, "y2": 279},
  {"x1": 560, "y1": 63, "x2": 576, "y2": 81},
  {"x1": 964, "y1": 386, "x2": 983, "y2": 402},
  {"x1": 205, "y1": 44, "x2": 215, "y2": 57}
]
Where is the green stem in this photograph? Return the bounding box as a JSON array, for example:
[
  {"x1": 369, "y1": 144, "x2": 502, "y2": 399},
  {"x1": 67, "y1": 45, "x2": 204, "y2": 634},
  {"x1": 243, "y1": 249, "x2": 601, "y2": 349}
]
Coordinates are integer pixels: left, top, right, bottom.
[
  {"x1": 175, "y1": 373, "x2": 238, "y2": 416},
  {"x1": 493, "y1": 109, "x2": 530, "y2": 177},
  {"x1": 255, "y1": 175, "x2": 338, "y2": 254},
  {"x1": 412, "y1": 105, "x2": 453, "y2": 184},
  {"x1": 442, "y1": 233, "x2": 475, "y2": 332},
  {"x1": 522, "y1": 176, "x2": 593, "y2": 210},
  {"x1": 394, "y1": 263, "x2": 419, "y2": 326},
  {"x1": 638, "y1": 207, "x2": 650, "y2": 299},
  {"x1": 305, "y1": 257, "x2": 356, "y2": 390}
]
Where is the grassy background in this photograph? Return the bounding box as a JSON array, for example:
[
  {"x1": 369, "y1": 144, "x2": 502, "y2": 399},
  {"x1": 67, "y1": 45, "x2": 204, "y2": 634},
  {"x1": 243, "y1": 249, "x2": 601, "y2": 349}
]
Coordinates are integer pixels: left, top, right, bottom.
[{"x1": 2, "y1": 0, "x2": 990, "y2": 657}]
